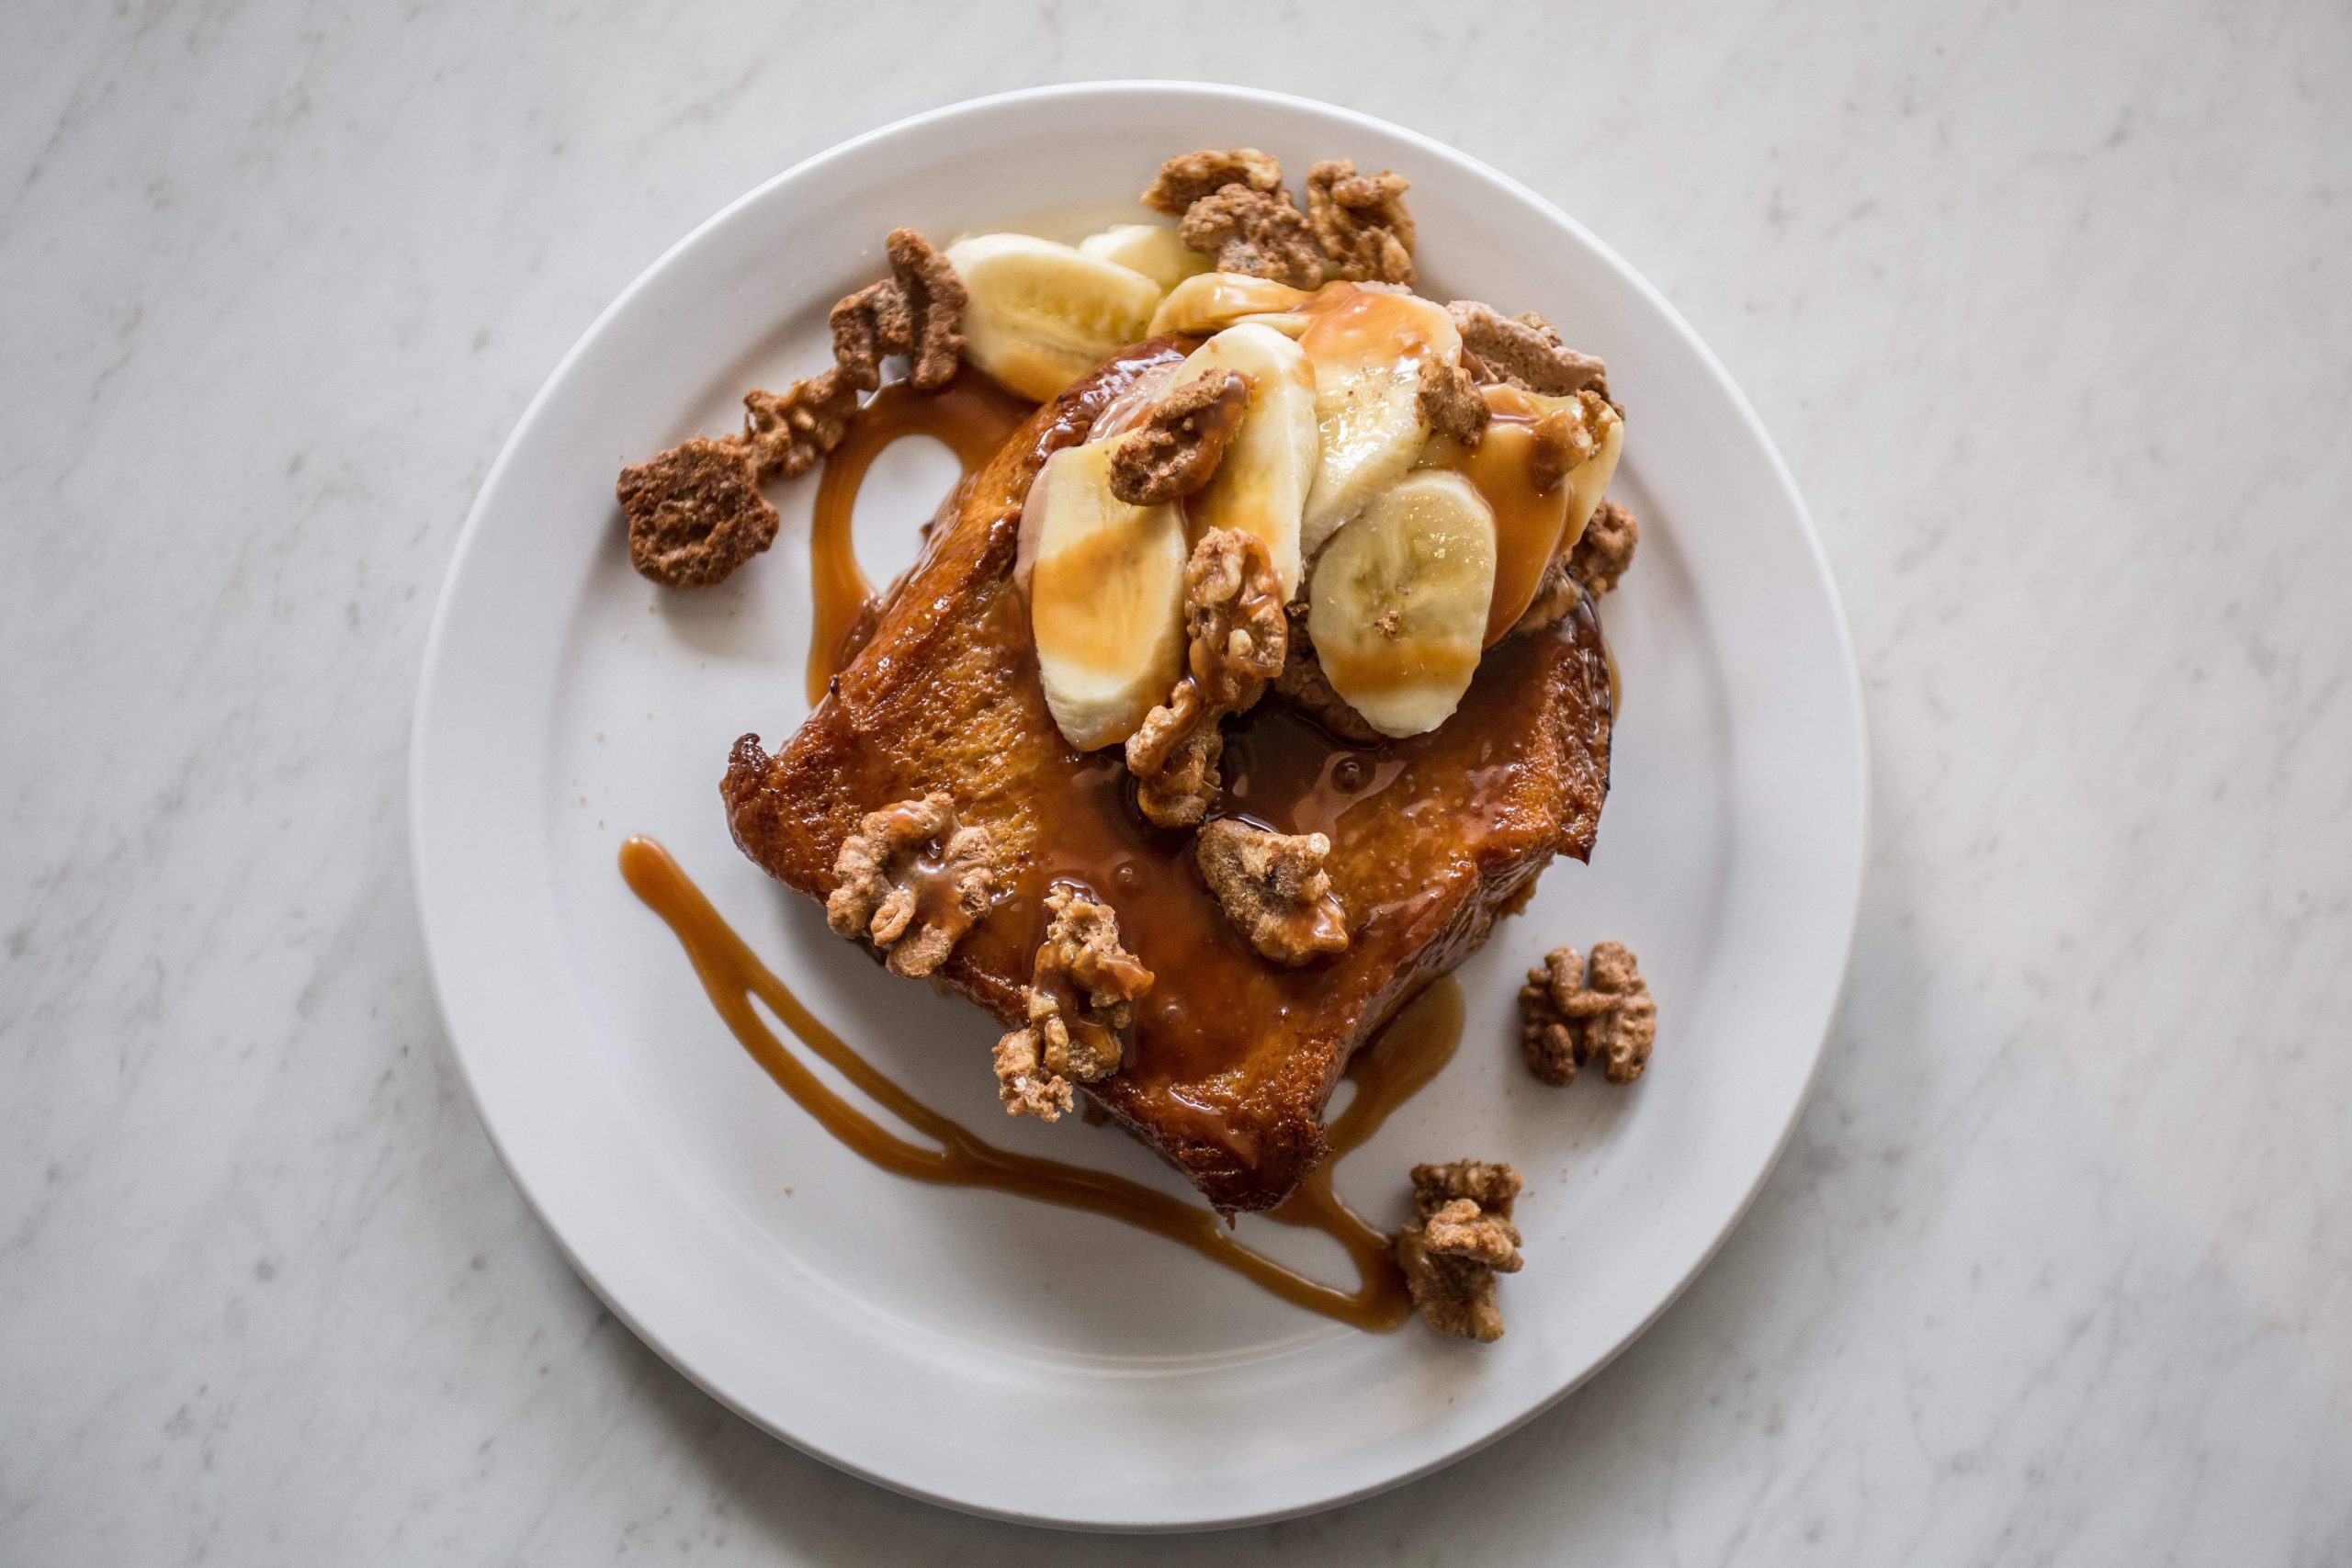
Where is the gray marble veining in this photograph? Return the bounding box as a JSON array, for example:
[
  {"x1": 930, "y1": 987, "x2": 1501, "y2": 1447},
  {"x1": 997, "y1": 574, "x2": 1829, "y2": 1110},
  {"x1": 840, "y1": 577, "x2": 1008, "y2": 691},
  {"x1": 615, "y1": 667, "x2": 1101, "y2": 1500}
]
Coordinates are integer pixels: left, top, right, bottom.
[{"x1": 4, "y1": 0, "x2": 2348, "y2": 1562}]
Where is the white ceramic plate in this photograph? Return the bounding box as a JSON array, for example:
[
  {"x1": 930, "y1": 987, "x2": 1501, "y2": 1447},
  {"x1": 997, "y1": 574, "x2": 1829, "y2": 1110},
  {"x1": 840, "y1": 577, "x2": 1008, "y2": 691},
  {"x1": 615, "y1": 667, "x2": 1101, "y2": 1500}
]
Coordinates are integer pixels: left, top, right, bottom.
[{"x1": 411, "y1": 82, "x2": 1865, "y2": 1530}]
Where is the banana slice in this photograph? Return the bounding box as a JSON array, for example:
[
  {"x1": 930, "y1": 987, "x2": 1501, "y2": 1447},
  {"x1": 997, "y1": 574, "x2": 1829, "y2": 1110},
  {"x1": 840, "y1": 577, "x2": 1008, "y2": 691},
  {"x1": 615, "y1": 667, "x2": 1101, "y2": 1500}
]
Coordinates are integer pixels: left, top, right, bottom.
[
  {"x1": 1554, "y1": 391, "x2": 1624, "y2": 549},
  {"x1": 945, "y1": 233, "x2": 1165, "y2": 402},
  {"x1": 1306, "y1": 469, "x2": 1497, "y2": 738},
  {"x1": 1298, "y1": 288, "x2": 1464, "y2": 559},
  {"x1": 1078, "y1": 223, "x2": 1211, "y2": 292},
  {"x1": 1023, "y1": 439, "x2": 1189, "y2": 751},
  {"x1": 1148, "y1": 271, "x2": 1316, "y2": 338},
  {"x1": 1166, "y1": 322, "x2": 1318, "y2": 600}
]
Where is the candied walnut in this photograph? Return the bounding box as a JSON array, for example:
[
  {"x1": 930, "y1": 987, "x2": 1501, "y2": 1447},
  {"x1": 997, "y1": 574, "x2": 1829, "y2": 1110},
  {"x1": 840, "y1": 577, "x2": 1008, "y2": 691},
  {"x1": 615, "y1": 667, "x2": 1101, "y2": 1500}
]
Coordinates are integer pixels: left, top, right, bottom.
[
  {"x1": 1140, "y1": 147, "x2": 1284, "y2": 216},
  {"x1": 1568, "y1": 499, "x2": 1639, "y2": 600},
  {"x1": 1519, "y1": 941, "x2": 1657, "y2": 1085},
  {"x1": 1417, "y1": 356, "x2": 1490, "y2": 447},
  {"x1": 1109, "y1": 370, "x2": 1254, "y2": 505},
  {"x1": 1124, "y1": 530, "x2": 1288, "y2": 825},
  {"x1": 1179, "y1": 186, "x2": 1326, "y2": 289},
  {"x1": 617, "y1": 435, "x2": 779, "y2": 589},
  {"x1": 1396, "y1": 1159, "x2": 1524, "y2": 1342},
  {"x1": 1448, "y1": 300, "x2": 1610, "y2": 399},
  {"x1": 995, "y1": 886, "x2": 1152, "y2": 1121},
  {"x1": 1306, "y1": 159, "x2": 1417, "y2": 285},
  {"x1": 828, "y1": 228, "x2": 967, "y2": 393},
  {"x1": 1194, "y1": 819, "x2": 1350, "y2": 965},
  {"x1": 743, "y1": 365, "x2": 861, "y2": 480},
  {"x1": 823, "y1": 793, "x2": 998, "y2": 978},
  {"x1": 1274, "y1": 604, "x2": 1384, "y2": 743}
]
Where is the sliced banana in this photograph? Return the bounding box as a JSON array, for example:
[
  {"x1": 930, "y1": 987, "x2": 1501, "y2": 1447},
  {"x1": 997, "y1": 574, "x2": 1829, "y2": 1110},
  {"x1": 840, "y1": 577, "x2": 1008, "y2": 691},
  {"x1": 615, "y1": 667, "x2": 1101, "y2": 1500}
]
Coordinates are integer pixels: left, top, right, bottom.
[
  {"x1": 1164, "y1": 322, "x2": 1318, "y2": 600},
  {"x1": 1306, "y1": 469, "x2": 1497, "y2": 738},
  {"x1": 1147, "y1": 271, "x2": 1317, "y2": 338},
  {"x1": 1079, "y1": 223, "x2": 1211, "y2": 292},
  {"x1": 1297, "y1": 288, "x2": 1464, "y2": 559},
  {"x1": 945, "y1": 233, "x2": 1165, "y2": 402},
  {"x1": 1554, "y1": 391, "x2": 1624, "y2": 550},
  {"x1": 1024, "y1": 439, "x2": 1189, "y2": 751}
]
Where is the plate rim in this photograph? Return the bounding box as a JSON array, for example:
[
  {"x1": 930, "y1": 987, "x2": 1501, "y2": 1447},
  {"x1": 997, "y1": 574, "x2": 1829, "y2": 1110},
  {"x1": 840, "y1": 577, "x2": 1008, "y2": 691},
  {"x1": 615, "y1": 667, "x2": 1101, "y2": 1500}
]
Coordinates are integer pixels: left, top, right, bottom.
[{"x1": 409, "y1": 77, "x2": 1870, "y2": 1531}]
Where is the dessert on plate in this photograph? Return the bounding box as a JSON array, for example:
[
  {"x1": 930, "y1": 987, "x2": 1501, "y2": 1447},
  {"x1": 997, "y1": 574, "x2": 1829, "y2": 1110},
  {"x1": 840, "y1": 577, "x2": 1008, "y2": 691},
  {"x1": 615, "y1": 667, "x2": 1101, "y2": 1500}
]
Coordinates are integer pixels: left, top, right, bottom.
[{"x1": 616, "y1": 148, "x2": 1657, "y2": 1340}]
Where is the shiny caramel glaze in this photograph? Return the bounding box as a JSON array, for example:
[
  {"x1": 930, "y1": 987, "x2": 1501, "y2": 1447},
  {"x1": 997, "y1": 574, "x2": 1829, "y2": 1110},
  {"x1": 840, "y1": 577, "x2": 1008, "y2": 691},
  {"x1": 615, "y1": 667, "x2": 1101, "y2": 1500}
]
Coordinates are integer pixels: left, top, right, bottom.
[
  {"x1": 619, "y1": 834, "x2": 1469, "y2": 1329},
  {"x1": 723, "y1": 342, "x2": 1614, "y2": 1212},
  {"x1": 805, "y1": 371, "x2": 1035, "y2": 705},
  {"x1": 1427, "y1": 384, "x2": 1583, "y2": 646}
]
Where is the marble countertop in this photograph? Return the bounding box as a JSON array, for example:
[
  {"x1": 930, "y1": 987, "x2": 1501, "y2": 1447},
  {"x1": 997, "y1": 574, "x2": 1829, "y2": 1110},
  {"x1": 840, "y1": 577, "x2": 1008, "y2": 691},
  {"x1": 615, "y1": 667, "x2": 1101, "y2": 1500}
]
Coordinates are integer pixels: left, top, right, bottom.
[{"x1": 6, "y1": 2, "x2": 2347, "y2": 1561}]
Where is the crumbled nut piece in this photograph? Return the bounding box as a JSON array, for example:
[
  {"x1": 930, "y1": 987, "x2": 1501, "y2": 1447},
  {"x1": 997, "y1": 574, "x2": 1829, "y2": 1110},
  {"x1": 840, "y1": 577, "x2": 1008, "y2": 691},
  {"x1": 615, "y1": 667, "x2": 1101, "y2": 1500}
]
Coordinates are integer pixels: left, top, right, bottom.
[
  {"x1": 1413, "y1": 1158, "x2": 1524, "y2": 1215},
  {"x1": 1124, "y1": 530, "x2": 1288, "y2": 825},
  {"x1": 1179, "y1": 186, "x2": 1327, "y2": 289},
  {"x1": 828, "y1": 228, "x2": 967, "y2": 392},
  {"x1": 1417, "y1": 356, "x2": 1491, "y2": 447},
  {"x1": 743, "y1": 365, "x2": 862, "y2": 480},
  {"x1": 617, "y1": 436, "x2": 780, "y2": 589},
  {"x1": 1519, "y1": 941, "x2": 1657, "y2": 1085},
  {"x1": 1140, "y1": 147, "x2": 1285, "y2": 216},
  {"x1": 1396, "y1": 1158, "x2": 1524, "y2": 1342},
  {"x1": 1306, "y1": 159, "x2": 1417, "y2": 285},
  {"x1": 1133, "y1": 716, "x2": 1222, "y2": 830},
  {"x1": 824, "y1": 793, "x2": 998, "y2": 978},
  {"x1": 1274, "y1": 604, "x2": 1385, "y2": 742},
  {"x1": 1423, "y1": 1197, "x2": 1524, "y2": 1271},
  {"x1": 995, "y1": 886, "x2": 1152, "y2": 1121},
  {"x1": 1194, "y1": 820, "x2": 1350, "y2": 965},
  {"x1": 1448, "y1": 300, "x2": 1610, "y2": 399},
  {"x1": 1108, "y1": 370, "x2": 1255, "y2": 506},
  {"x1": 1510, "y1": 553, "x2": 1581, "y2": 638},
  {"x1": 1567, "y1": 499, "x2": 1639, "y2": 600}
]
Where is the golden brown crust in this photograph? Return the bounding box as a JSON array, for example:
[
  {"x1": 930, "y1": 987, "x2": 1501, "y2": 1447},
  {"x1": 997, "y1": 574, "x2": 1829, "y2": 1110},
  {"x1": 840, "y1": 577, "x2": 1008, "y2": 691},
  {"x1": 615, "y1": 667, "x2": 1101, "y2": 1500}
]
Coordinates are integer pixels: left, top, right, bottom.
[
  {"x1": 1178, "y1": 186, "x2": 1326, "y2": 289},
  {"x1": 1140, "y1": 148, "x2": 1284, "y2": 217},
  {"x1": 1193, "y1": 820, "x2": 1351, "y2": 966},
  {"x1": 1306, "y1": 160, "x2": 1417, "y2": 286},
  {"x1": 1518, "y1": 940, "x2": 1656, "y2": 1084},
  {"x1": 617, "y1": 436, "x2": 779, "y2": 589},
  {"x1": 718, "y1": 343, "x2": 1618, "y2": 1213},
  {"x1": 1107, "y1": 370, "x2": 1253, "y2": 506},
  {"x1": 1448, "y1": 300, "x2": 1610, "y2": 400}
]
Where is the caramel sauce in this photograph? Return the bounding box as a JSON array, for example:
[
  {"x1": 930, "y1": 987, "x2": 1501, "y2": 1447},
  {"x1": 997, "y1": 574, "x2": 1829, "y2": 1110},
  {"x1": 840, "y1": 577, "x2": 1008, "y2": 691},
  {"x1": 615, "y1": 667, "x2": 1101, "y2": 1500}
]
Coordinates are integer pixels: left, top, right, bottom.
[
  {"x1": 1426, "y1": 386, "x2": 1579, "y2": 646},
  {"x1": 619, "y1": 835, "x2": 1464, "y2": 1330},
  {"x1": 806, "y1": 372, "x2": 1034, "y2": 704}
]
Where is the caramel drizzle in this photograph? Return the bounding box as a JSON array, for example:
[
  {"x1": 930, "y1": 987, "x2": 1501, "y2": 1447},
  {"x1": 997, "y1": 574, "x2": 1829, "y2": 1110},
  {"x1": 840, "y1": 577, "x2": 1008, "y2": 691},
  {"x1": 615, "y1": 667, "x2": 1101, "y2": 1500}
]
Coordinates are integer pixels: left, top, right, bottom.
[
  {"x1": 805, "y1": 372, "x2": 1033, "y2": 704},
  {"x1": 619, "y1": 836, "x2": 1462, "y2": 1331}
]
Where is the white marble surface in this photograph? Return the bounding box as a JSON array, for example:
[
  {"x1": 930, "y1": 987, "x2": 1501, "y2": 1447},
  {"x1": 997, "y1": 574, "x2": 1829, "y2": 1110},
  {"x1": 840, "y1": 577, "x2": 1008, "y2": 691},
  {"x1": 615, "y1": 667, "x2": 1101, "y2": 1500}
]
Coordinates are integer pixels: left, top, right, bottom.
[{"x1": 5, "y1": 0, "x2": 2348, "y2": 1560}]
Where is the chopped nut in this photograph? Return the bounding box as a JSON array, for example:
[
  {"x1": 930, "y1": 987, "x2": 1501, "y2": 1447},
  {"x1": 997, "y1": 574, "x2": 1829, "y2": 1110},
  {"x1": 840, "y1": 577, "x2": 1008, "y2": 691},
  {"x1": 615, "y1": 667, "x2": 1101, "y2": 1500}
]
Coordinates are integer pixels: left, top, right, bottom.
[
  {"x1": 1417, "y1": 356, "x2": 1490, "y2": 447},
  {"x1": 1519, "y1": 941, "x2": 1657, "y2": 1085},
  {"x1": 1510, "y1": 553, "x2": 1582, "y2": 638},
  {"x1": 1274, "y1": 603, "x2": 1385, "y2": 742},
  {"x1": 743, "y1": 364, "x2": 861, "y2": 479},
  {"x1": 1448, "y1": 300, "x2": 1609, "y2": 399},
  {"x1": 1124, "y1": 530, "x2": 1288, "y2": 826},
  {"x1": 828, "y1": 228, "x2": 967, "y2": 392},
  {"x1": 1396, "y1": 1158, "x2": 1523, "y2": 1342},
  {"x1": 824, "y1": 793, "x2": 998, "y2": 978},
  {"x1": 1193, "y1": 819, "x2": 1350, "y2": 964},
  {"x1": 1178, "y1": 186, "x2": 1327, "y2": 289},
  {"x1": 617, "y1": 436, "x2": 779, "y2": 589},
  {"x1": 1567, "y1": 499, "x2": 1639, "y2": 600},
  {"x1": 995, "y1": 886, "x2": 1152, "y2": 1121},
  {"x1": 1108, "y1": 370, "x2": 1255, "y2": 506},
  {"x1": 1306, "y1": 159, "x2": 1417, "y2": 285},
  {"x1": 1140, "y1": 147, "x2": 1284, "y2": 216}
]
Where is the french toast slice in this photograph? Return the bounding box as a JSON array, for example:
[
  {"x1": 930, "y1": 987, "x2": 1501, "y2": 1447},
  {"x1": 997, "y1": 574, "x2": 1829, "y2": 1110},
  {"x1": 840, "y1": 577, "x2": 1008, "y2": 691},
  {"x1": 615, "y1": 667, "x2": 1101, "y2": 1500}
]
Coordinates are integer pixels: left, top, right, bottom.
[{"x1": 722, "y1": 343, "x2": 1615, "y2": 1212}]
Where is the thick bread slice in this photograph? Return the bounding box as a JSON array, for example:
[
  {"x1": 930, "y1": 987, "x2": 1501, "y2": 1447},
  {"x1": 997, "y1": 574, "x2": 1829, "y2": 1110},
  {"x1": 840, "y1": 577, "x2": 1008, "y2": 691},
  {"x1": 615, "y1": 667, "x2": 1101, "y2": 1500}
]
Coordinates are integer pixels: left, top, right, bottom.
[{"x1": 722, "y1": 342, "x2": 1615, "y2": 1212}]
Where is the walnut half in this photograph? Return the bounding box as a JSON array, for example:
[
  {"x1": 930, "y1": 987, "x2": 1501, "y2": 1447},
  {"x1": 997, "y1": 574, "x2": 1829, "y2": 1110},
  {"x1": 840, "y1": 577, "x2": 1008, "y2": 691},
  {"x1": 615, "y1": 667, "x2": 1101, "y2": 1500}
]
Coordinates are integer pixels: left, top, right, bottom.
[
  {"x1": 1395, "y1": 1159, "x2": 1524, "y2": 1342},
  {"x1": 824, "y1": 794, "x2": 998, "y2": 978},
  {"x1": 1519, "y1": 941, "x2": 1657, "y2": 1085},
  {"x1": 1306, "y1": 159, "x2": 1417, "y2": 286},
  {"x1": 1193, "y1": 820, "x2": 1349, "y2": 966},
  {"x1": 1108, "y1": 370, "x2": 1254, "y2": 506},
  {"x1": 1125, "y1": 529, "x2": 1288, "y2": 828},
  {"x1": 994, "y1": 886, "x2": 1153, "y2": 1121}
]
